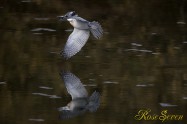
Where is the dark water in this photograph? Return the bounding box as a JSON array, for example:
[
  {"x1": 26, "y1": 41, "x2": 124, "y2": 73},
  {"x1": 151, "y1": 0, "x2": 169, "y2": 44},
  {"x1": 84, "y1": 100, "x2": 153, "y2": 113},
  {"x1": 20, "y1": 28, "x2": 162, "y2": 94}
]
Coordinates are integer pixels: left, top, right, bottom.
[{"x1": 0, "y1": 0, "x2": 187, "y2": 124}]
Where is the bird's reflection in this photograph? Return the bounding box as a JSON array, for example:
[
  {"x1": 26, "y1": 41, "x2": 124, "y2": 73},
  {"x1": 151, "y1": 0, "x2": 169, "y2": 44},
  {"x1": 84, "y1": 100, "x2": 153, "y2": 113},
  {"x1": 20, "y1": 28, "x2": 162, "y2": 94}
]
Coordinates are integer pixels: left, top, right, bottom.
[{"x1": 58, "y1": 71, "x2": 100, "y2": 119}]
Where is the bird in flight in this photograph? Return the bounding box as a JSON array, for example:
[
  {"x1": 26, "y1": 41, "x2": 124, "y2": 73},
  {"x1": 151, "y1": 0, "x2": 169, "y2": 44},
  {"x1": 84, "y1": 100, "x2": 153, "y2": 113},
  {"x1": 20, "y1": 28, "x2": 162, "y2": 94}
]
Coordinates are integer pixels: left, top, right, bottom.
[
  {"x1": 58, "y1": 11, "x2": 103, "y2": 59},
  {"x1": 58, "y1": 71, "x2": 100, "y2": 119}
]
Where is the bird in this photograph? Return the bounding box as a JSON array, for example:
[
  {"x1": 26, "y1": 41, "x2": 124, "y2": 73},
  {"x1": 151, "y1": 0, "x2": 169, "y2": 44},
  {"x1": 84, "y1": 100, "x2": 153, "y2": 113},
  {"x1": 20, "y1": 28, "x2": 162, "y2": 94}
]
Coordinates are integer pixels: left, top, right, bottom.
[
  {"x1": 58, "y1": 11, "x2": 103, "y2": 59},
  {"x1": 58, "y1": 71, "x2": 100, "y2": 119}
]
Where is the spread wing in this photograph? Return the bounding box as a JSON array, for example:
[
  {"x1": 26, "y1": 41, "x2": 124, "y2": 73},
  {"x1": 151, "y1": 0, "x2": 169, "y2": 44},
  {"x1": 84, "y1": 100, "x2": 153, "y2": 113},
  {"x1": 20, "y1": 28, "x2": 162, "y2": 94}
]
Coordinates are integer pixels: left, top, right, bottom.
[
  {"x1": 87, "y1": 91, "x2": 100, "y2": 112},
  {"x1": 60, "y1": 71, "x2": 88, "y2": 99},
  {"x1": 62, "y1": 28, "x2": 90, "y2": 59},
  {"x1": 89, "y1": 21, "x2": 103, "y2": 39}
]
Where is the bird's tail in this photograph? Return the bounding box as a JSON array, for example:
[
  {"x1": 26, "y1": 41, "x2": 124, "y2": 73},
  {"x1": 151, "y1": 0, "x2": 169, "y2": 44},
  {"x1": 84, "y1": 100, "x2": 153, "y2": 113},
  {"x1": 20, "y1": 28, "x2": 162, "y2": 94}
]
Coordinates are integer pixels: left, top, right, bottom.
[
  {"x1": 89, "y1": 21, "x2": 103, "y2": 39},
  {"x1": 87, "y1": 91, "x2": 100, "y2": 112}
]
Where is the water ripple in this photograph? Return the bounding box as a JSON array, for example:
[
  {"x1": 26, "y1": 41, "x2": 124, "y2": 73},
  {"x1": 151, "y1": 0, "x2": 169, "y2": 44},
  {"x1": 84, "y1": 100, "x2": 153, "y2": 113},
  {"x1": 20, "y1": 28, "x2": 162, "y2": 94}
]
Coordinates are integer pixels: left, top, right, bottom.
[
  {"x1": 159, "y1": 103, "x2": 178, "y2": 107},
  {"x1": 136, "y1": 83, "x2": 154, "y2": 87},
  {"x1": 0, "y1": 81, "x2": 6, "y2": 85},
  {"x1": 32, "y1": 92, "x2": 61, "y2": 99},
  {"x1": 39, "y1": 86, "x2": 53, "y2": 90},
  {"x1": 31, "y1": 28, "x2": 56, "y2": 32},
  {"x1": 183, "y1": 97, "x2": 187, "y2": 100},
  {"x1": 103, "y1": 81, "x2": 118, "y2": 84},
  {"x1": 131, "y1": 43, "x2": 142, "y2": 47}
]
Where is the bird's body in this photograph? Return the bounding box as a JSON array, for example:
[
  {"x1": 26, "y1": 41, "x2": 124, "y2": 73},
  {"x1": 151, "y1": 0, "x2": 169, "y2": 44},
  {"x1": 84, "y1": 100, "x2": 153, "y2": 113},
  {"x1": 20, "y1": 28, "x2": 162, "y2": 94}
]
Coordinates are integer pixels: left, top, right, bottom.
[
  {"x1": 58, "y1": 11, "x2": 103, "y2": 59},
  {"x1": 67, "y1": 17, "x2": 89, "y2": 30},
  {"x1": 68, "y1": 98, "x2": 88, "y2": 109},
  {"x1": 58, "y1": 71, "x2": 100, "y2": 119}
]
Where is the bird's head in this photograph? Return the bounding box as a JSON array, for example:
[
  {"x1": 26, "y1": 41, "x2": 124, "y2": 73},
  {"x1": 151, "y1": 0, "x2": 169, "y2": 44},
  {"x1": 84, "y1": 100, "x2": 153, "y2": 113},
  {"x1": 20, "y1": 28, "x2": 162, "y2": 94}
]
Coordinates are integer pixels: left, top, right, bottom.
[{"x1": 58, "y1": 11, "x2": 77, "y2": 21}]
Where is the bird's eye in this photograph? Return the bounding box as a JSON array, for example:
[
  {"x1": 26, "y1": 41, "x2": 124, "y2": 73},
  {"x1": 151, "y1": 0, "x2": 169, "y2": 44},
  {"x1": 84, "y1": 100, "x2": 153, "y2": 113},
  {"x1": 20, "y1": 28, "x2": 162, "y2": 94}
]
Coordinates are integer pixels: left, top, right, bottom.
[
  {"x1": 65, "y1": 15, "x2": 68, "y2": 17},
  {"x1": 71, "y1": 12, "x2": 76, "y2": 16}
]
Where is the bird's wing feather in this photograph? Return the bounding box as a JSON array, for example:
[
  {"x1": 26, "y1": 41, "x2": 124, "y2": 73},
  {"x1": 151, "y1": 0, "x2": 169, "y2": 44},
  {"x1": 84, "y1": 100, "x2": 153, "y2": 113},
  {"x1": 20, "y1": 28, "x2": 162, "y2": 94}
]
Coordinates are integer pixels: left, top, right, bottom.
[
  {"x1": 89, "y1": 21, "x2": 103, "y2": 39},
  {"x1": 62, "y1": 28, "x2": 90, "y2": 59},
  {"x1": 87, "y1": 91, "x2": 100, "y2": 112},
  {"x1": 72, "y1": 16, "x2": 88, "y2": 22},
  {"x1": 61, "y1": 71, "x2": 88, "y2": 99},
  {"x1": 59, "y1": 109, "x2": 86, "y2": 119}
]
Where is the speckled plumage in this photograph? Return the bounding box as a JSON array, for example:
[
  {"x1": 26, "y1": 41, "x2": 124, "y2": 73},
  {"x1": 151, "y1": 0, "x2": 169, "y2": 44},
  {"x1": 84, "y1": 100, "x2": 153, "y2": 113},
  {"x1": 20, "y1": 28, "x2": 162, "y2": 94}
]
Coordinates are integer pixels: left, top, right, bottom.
[
  {"x1": 58, "y1": 11, "x2": 103, "y2": 59},
  {"x1": 58, "y1": 71, "x2": 100, "y2": 119}
]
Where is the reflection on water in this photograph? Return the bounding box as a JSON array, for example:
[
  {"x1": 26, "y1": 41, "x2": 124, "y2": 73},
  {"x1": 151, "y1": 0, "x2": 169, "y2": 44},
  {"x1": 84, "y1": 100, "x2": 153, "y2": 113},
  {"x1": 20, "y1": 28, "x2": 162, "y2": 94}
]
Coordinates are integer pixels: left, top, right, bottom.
[
  {"x1": 0, "y1": 0, "x2": 187, "y2": 124},
  {"x1": 58, "y1": 71, "x2": 100, "y2": 119}
]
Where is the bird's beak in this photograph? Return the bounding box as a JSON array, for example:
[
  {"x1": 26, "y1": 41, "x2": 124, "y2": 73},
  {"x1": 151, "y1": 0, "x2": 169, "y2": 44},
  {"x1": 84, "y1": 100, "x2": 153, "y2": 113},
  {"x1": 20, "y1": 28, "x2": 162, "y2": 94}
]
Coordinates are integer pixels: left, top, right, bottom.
[{"x1": 57, "y1": 16, "x2": 66, "y2": 21}]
